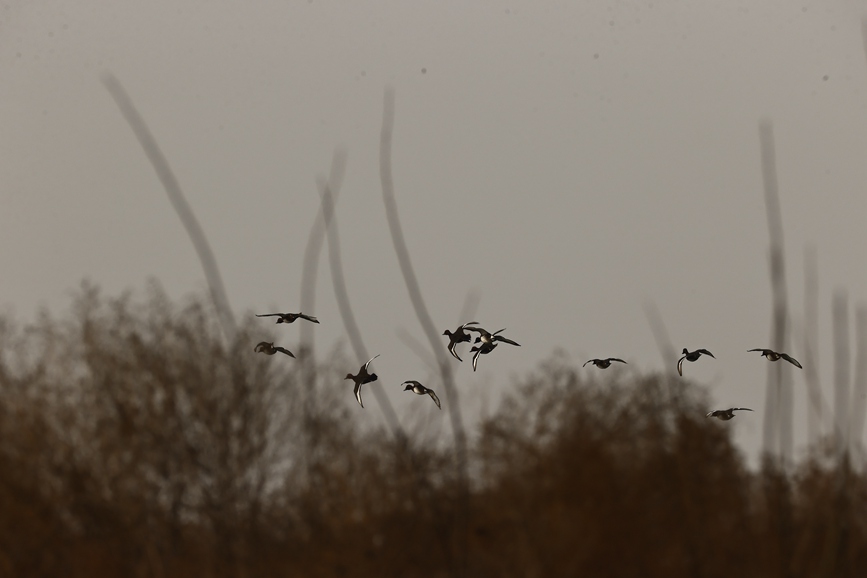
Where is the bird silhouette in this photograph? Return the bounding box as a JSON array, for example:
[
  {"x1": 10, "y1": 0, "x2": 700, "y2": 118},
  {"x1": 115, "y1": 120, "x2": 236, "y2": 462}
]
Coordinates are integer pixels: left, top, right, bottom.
[
  {"x1": 677, "y1": 348, "x2": 715, "y2": 376},
  {"x1": 345, "y1": 355, "x2": 380, "y2": 408}
]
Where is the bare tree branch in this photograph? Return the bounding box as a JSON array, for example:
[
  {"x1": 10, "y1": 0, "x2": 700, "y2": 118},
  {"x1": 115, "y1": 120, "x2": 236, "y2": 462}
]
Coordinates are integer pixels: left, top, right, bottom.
[
  {"x1": 299, "y1": 149, "x2": 347, "y2": 357},
  {"x1": 102, "y1": 73, "x2": 237, "y2": 343},
  {"x1": 379, "y1": 88, "x2": 468, "y2": 575},
  {"x1": 833, "y1": 291, "x2": 851, "y2": 461},
  {"x1": 317, "y1": 176, "x2": 404, "y2": 438},
  {"x1": 758, "y1": 120, "x2": 792, "y2": 464}
]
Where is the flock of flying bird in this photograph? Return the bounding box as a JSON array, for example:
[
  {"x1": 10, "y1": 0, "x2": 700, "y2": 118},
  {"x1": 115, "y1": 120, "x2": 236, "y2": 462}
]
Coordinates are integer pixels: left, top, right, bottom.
[{"x1": 252, "y1": 312, "x2": 804, "y2": 421}]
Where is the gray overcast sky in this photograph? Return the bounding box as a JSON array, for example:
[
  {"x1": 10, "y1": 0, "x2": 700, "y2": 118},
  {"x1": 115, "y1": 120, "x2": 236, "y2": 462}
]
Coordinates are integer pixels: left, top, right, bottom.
[{"x1": 2, "y1": 1, "x2": 867, "y2": 464}]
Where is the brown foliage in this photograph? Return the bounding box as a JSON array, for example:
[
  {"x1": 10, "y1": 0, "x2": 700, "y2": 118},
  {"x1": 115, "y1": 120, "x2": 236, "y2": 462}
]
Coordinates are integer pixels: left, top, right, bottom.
[{"x1": 0, "y1": 288, "x2": 864, "y2": 577}]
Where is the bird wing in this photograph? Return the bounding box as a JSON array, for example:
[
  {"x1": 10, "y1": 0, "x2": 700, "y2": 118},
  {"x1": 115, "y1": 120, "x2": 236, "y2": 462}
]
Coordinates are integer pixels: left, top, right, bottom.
[
  {"x1": 460, "y1": 321, "x2": 480, "y2": 329},
  {"x1": 363, "y1": 354, "x2": 381, "y2": 371},
  {"x1": 706, "y1": 410, "x2": 717, "y2": 417},
  {"x1": 464, "y1": 326, "x2": 486, "y2": 334},
  {"x1": 299, "y1": 313, "x2": 320, "y2": 323},
  {"x1": 677, "y1": 356, "x2": 685, "y2": 376},
  {"x1": 427, "y1": 389, "x2": 442, "y2": 409},
  {"x1": 354, "y1": 382, "x2": 364, "y2": 408},
  {"x1": 747, "y1": 348, "x2": 769, "y2": 354},
  {"x1": 493, "y1": 335, "x2": 520, "y2": 346},
  {"x1": 583, "y1": 359, "x2": 594, "y2": 367},
  {"x1": 255, "y1": 313, "x2": 283, "y2": 318},
  {"x1": 781, "y1": 354, "x2": 803, "y2": 369},
  {"x1": 254, "y1": 341, "x2": 270, "y2": 352},
  {"x1": 609, "y1": 358, "x2": 627, "y2": 364},
  {"x1": 447, "y1": 341, "x2": 463, "y2": 362},
  {"x1": 697, "y1": 349, "x2": 715, "y2": 358},
  {"x1": 275, "y1": 347, "x2": 296, "y2": 358},
  {"x1": 733, "y1": 408, "x2": 753, "y2": 412},
  {"x1": 472, "y1": 348, "x2": 482, "y2": 372}
]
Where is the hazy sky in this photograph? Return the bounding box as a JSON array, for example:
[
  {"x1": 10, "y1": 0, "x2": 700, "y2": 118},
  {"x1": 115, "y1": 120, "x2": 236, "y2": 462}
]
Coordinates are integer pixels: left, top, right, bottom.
[{"x1": 3, "y1": 1, "x2": 867, "y2": 464}]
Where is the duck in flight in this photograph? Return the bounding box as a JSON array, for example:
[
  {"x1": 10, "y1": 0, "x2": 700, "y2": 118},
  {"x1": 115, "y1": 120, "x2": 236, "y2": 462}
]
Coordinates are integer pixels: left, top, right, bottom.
[
  {"x1": 470, "y1": 341, "x2": 498, "y2": 372},
  {"x1": 466, "y1": 326, "x2": 520, "y2": 347},
  {"x1": 677, "y1": 348, "x2": 715, "y2": 376},
  {"x1": 401, "y1": 380, "x2": 441, "y2": 409},
  {"x1": 583, "y1": 358, "x2": 627, "y2": 369},
  {"x1": 706, "y1": 407, "x2": 753, "y2": 421},
  {"x1": 442, "y1": 321, "x2": 480, "y2": 362},
  {"x1": 254, "y1": 341, "x2": 296, "y2": 358},
  {"x1": 256, "y1": 312, "x2": 319, "y2": 324},
  {"x1": 345, "y1": 355, "x2": 380, "y2": 408},
  {"x1": 747, "y1": 349, "x2": 802, "y2": 369}
]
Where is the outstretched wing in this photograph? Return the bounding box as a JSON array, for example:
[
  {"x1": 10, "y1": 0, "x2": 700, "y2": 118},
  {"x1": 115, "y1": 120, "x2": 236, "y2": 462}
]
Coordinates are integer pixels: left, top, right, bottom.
[
  {"x1": 298, "y1": 313, "x2": 320, "y2": 324},
  {"x1": 354, "y1": 382, "x2": 364, "y2": 408},
  {"x1": 275, "y1": 347, "x2": 296, "y2": 358},
  {"x1": 472, "y1": 348, "x2": 482, "y2": 372},
  {"x1": 447, "y1": 341, "x2": 463, "y2": 362},
  {"x1": 493, "y1": 335, "x2": 520, "y2": 346},
  {"x1": 747, "y1": 348, "x2": 770, "y2": 354},
  {"x1": 583, "y1": 359, "x2": 595, "y2": 367},
  {"x1": 609, "y1": 358, "x2": 627, "y2": 364},
  {"x1": 427, "y1": 389, "x2": 442, "y2": 410},
  {"x1": 733, "y1": 407, "x2": 753, "y2": 413},
  {"x1": 781, "y1": 354, "x2": 802, "y2": 369},
  {"x1": 697, "y1": 349, "x2": 715, "y2": 358},
  {"x1": 363, "y1": 354, "x2": 381, "y2": 372},
  {"x1": 677, "y1": 356, "x2": 685, "y2": 376},
  {"x1": 460, "y1": 321, "x2": 480, "y2": 330}
]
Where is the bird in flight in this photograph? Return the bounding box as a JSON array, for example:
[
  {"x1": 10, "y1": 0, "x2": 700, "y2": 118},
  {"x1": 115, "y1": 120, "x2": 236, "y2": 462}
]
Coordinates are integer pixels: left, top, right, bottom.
[
  {"x1": 706, "y1": 407, "x2": 753, "y2": 421},
  {"x1": 254, "y1": 341, "x2": 296, "y2": 358},
  {"x1": 747, "y1": 349, "x2": 802, "y2": 369},
  {"x1": 470, "y1": 342, "x2": 498, "y2": 372},
  {"x1": 583, "y1": 357, "x2": 627, "y2": 369},
  {"x1": 345, "y1": 355, "x2": 380, "y2": 408},
  {"x1": 401, "y1": 380, "x2": 441, "y2": 409},
  {"x1": 466, "y1": 326, "x2": 520, "y2": 347},
  {"x1": 442, "y1": 321, "x2": 480, "y2": 362},
  {"x1": 256, "y1": 312, "x2": 319, "y2": 324},
  {"x1": 677, "y1": 348, "x2": 715, "y2": 376}
]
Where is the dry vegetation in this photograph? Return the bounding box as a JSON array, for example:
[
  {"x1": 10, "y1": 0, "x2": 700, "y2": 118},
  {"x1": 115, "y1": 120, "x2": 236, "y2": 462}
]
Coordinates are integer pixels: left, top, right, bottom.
[{"x1": 0, "y1": 284, "x2": 862, "y2": 577}]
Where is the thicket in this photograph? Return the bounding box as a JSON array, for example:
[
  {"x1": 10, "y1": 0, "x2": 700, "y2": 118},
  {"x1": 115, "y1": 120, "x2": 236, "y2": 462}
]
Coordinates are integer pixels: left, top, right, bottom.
[{"x1": 0, "y1": 284, "x2": 863, "y2": 577}]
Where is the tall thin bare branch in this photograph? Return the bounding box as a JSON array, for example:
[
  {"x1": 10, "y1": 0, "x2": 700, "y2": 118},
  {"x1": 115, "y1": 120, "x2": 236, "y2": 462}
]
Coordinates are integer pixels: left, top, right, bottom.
[
  {"x1": 299, "y1": 149, "x2": 347, "y2": 357},
  {"x1": 850, "y1": 307, "x2": 867, "y2": 460},
  {"x1": 102, "y1": 73, "x2": 237, "y2": 343},
  {"x1": 833, "y1": 291, "x2": 851, "y2": 461},
  {"x1": 758, "y1": 120, "x2": 791, "y2": 464},
  {"x1": 317, "y1": 176, "x2": 403, "y2": 438},
  {"x1": 802, "y1": 245, "x2": 824, "y2": 442},
  {"x1": 379, "y1": 88, "x2": 468, "y2": 575}
]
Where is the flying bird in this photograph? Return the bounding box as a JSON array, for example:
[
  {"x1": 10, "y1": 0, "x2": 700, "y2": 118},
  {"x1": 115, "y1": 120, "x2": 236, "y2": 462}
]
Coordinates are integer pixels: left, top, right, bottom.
[
  {"x1": 470, "y1": 342, "x2": 498, "y2": 372},
  {"x1": 345, "y1": 355, "x2": 380, "y2": 408},
  {"x1": 256, "y1": 312, "x2": 319, "y2": 324},
  {"x1": 677, "y1": 348, "x2": 715, "y2": 376},
  {"x1": 706, "y1": 407, "x2": 753, "y2": 421},
  {"x1": 748, "y1": 349, "x2": 802, "y2": 369},
  {"x1": 401, "y1": 380, "x2": 441, "y2": 409},
  {"x1": 583, "y1": 358, "x2": 627, "y2": 369},
  {"x1": 442, "y1": 321, "x2": 480, "y2": 362},
  {"x1": 254, "y1": 341, "x2": 296, "y2": 358},
  {"x1": 466, "y1": 326, "x2": 520, "y2": 347}
]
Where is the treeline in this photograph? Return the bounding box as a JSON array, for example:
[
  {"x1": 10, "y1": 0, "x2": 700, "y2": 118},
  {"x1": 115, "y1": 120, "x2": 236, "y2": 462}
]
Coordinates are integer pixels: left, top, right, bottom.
[{"x1": 0, "y1": 284, "x2": 864, "y2": 577}]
